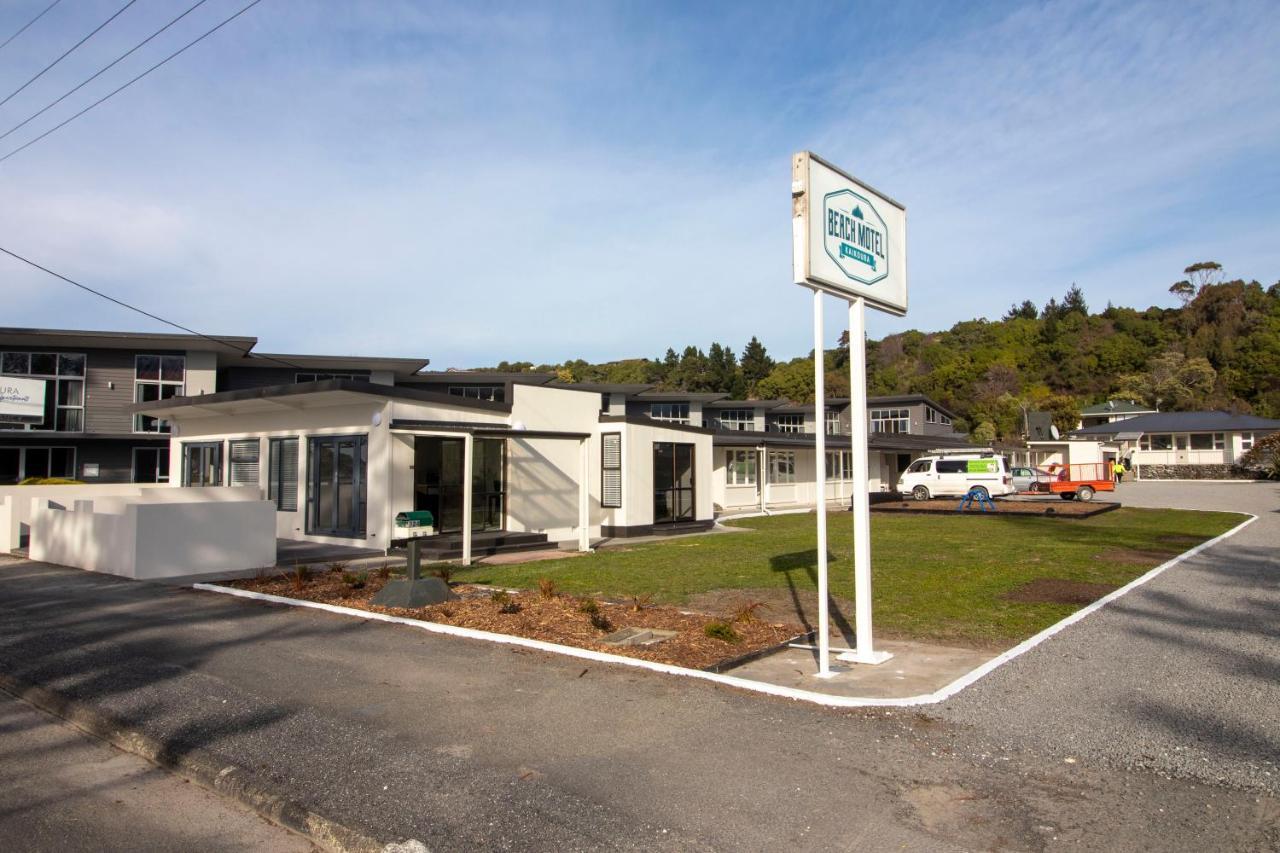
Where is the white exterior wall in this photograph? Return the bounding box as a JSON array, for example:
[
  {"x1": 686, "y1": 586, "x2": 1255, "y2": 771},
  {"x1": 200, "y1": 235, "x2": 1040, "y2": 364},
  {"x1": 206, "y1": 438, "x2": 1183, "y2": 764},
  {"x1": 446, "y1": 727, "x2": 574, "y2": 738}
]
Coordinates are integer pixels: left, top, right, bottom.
[
  {"x1": 0, "y1": 482, "x2": 170, "y2": 551},
  {"x1": 604, "y1": 420, "x2": 713, "y2": 530},
  {"x1": 184, "y1": 350, "x2": 219, "y2": 395}
]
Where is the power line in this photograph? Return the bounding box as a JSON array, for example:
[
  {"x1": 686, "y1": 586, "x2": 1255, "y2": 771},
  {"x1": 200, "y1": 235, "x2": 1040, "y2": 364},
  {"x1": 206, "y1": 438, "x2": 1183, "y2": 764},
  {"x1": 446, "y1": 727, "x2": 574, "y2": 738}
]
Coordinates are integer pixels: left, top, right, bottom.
[
  {"x1": 0, "y1": 0, "x2": 138, "y2": 110},
  {"x1": 0, "y1": 0, "x2": 264, "y2": 165},
  {"x1": 0, "y1": 0, "x2": 212, "y2": 144},
  {"x1": 0, "y1": 0, "x2": 62, "y2": 54},
  {"x1": 0, "y1": 244, "x2": 305, "y2": 369}
]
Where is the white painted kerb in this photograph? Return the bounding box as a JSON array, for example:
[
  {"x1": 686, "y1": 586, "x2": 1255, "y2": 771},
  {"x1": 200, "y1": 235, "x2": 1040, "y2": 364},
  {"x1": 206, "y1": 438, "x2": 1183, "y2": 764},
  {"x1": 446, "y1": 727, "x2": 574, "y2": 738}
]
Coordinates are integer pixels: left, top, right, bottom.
[{"x1": 194, "y1": 512, "x2": 1256, "y2": 708}]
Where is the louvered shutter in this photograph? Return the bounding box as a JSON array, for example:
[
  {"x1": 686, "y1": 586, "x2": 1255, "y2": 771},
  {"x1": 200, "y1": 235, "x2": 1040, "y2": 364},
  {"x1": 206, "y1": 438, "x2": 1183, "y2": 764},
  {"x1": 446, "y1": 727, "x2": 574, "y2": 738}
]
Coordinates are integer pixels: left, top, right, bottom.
[{"x1": 601, "y1": 433, "x2": 622, "y2": 508}]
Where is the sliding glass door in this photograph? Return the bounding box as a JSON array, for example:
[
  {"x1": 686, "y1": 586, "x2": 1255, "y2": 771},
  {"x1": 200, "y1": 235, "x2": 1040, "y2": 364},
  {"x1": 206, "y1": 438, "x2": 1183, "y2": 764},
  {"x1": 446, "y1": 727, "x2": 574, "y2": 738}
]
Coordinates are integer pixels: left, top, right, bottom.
[
  {"x1": 653, "y1": 442, "x2": 695, "y2": 524},
  {"x1": 413, "y1": 437, "x2": 506, "y2": 534},
  {"x1": 307, "y1": 435, "x2": 367, "y2": 537}
]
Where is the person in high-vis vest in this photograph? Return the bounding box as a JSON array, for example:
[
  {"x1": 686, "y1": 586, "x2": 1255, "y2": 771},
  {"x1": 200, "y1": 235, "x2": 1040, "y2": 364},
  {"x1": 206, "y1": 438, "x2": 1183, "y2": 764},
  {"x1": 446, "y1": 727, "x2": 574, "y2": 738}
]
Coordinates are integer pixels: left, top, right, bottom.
[{"x1": 1112, "y1": 459, "x2": 1125, "y2": 484}]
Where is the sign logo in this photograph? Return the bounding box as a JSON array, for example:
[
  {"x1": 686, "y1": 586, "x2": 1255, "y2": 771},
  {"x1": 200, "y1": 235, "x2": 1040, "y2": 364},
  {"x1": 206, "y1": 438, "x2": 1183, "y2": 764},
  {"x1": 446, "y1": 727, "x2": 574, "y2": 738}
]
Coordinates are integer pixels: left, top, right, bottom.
[{"x1": 823, "y1": 189, "x2": 888, "y2": 285}]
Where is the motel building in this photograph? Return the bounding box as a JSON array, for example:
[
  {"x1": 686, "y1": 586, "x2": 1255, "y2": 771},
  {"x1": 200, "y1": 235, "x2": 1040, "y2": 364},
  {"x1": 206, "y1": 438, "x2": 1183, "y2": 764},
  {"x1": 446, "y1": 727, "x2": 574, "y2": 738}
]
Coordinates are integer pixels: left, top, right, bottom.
[{"x1": 3, "y1": 327, "x2": 973, "y2": 571}]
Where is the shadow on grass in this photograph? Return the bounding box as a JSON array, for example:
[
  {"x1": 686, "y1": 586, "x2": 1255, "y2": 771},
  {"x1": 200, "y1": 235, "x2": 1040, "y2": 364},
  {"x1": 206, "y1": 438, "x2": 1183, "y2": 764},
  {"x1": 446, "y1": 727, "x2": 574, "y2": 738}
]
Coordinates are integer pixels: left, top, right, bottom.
[{"x1": 768, "y1": 550, "x2": 858, "y2": 659}]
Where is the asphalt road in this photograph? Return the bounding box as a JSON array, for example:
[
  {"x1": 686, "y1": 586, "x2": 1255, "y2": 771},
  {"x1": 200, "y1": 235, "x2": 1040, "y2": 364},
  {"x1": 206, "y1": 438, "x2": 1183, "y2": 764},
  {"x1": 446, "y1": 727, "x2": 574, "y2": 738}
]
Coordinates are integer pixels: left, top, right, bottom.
[
  {"x1": 0, "y1": 690, "x2": 314, "y2": 852},
  {"x1": 0, "y1": 482, "x2": 1276, "y2": 851}
]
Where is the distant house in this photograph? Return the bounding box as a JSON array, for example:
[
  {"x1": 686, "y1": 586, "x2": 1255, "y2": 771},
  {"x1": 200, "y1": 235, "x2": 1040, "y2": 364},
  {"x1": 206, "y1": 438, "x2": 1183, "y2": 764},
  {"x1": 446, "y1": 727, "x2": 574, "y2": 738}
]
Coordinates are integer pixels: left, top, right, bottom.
[{"x1": 1039, "y1": 411, "x2": 1280, "y2": 479}]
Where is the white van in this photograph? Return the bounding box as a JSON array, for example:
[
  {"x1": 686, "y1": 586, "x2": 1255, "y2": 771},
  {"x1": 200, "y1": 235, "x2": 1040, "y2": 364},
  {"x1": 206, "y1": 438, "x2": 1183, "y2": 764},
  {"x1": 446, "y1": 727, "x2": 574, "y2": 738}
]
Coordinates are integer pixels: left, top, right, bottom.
[{"x1": 897, "y1": 452, "x2": 1014, "y2": 501}]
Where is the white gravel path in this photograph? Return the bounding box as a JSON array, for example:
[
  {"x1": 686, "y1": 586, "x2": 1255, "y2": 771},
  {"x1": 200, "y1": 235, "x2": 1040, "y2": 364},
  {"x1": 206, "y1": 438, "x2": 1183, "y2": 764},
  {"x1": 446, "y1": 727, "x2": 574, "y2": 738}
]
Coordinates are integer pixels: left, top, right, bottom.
[{"x1": 936, "y1": 481, "x2": 1280, "y2": 793}]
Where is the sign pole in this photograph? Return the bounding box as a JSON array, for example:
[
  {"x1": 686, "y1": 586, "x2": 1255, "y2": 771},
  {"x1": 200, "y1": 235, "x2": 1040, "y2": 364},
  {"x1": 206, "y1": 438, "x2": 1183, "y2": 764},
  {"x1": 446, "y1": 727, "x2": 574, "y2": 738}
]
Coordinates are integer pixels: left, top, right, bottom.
[
  {"x1": 812, "y1": 287, "x2": 832, "y2": 677},
  {"x1": 839, "y1": 296, "x2": 892, "y2": 665}
]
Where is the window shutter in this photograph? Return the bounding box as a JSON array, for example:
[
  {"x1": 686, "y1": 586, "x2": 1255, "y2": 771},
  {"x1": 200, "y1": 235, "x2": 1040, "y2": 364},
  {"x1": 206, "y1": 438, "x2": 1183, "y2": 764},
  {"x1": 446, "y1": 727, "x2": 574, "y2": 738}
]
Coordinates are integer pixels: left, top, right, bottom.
[
  {"x1": 269, "y1": 438, "x2": 299, "y2": 511},
  {"x1": 229, "y1": 439, "x2": 260, "y2": 487},
  {"x1": 601, "y1": 433, "x2": 622, "y2": 508}
]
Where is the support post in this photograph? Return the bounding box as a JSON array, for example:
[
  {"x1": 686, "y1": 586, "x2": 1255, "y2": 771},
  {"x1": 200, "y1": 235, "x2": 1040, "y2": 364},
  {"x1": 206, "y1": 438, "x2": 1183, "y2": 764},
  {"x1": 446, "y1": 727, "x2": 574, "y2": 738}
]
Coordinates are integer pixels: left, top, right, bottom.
[
  {"x1": 812, "y1": 288, "x2": 832, "y2": 677},
  {"x1": 578, "y1": 437, "x2": 590, "y2": 552},
  {"x1": 462, "y1": 433, "x2": 474, "y2": 567},
  {"x1": 839, "y1": 296, "x2": 892, "y2": 665},
  {"x1": 758, "y1": 446, "x2": 767, "y2": 513}
]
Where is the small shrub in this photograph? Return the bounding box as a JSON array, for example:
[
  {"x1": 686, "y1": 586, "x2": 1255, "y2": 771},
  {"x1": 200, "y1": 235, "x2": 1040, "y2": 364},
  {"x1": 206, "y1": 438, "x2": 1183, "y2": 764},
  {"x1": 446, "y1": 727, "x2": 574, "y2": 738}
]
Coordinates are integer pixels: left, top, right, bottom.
[
  {"x1": 290, "y1": 564, "x2": 311, "y2": 591},
  {"x1": 327, "y1": 560, "x2": 350, "y2": 575},
  {"x1": 731, "y1": 601, "x2": 767, "y2": 624},
  {"x1": 577, "y1": 597, "x2": 599, "y2": 615},
  {"x1": 628, "y1": 594, "x2": 653, "y2": 612},
  {"x1": 342, "y1": 571, "x2": 368, "y2": 590},
  {"x1": 704, "y1": 620, "x2": 741, "y2": 643},
  {"x1": 433, "y1": 562, "x2": 455, "y2": 584},
  {"x1": 588, "y1": 611, "x2": 613, "y2": 632},
  {"x1": 376, "y1": 562, "x2": 391, "y2": 580},
  {"x1": 490, "y1": 589, "x2": 511, "y2": 605},
  {"x1": 537, "y1": 577, "x2": 557, "y2": 600},
  {"x1": 498, "y1": 600, "x2": 521, "y2": 614}
]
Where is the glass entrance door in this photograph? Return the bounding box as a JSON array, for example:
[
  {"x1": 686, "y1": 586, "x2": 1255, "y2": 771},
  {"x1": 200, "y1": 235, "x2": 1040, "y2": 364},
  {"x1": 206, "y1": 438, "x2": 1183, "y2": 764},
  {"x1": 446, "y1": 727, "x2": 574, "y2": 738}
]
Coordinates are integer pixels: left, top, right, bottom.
[
  {"x1": 653, "y1": 442, "x2": 695, "y2": 524},
  {"x1": 414, "y1": 436, "x2": 505, "y2": 534},
  {"x1": 308, "y1": 435, "x2": 367, "y2": 537}
]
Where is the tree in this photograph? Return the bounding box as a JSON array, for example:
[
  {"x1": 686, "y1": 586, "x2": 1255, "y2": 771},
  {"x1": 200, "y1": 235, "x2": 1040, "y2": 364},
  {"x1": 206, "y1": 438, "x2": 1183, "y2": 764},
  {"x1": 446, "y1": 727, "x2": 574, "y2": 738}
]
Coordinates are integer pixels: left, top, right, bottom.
[
  {"x1": 1062, "y1": 284, "x2": 1089, "y2": 316},
  {"x1": 1115, "y1": 350, "x2": 1218, "y2": 410},
  {"x1": 1003, "y1": 300, "x2": 1038, "y2": 320},
  {"x1": 740, "y1": 337, "x2": 774, "y2": 394},
  {"x1": 970, "y1": 421, "x2": 997, "y2": 444},
  {"x1": 1169, "y1": 280, "x2": 1196, "y2": 306},
  {"x1": 1239, "y1": 430, "x2": 1280, "y2": 479},
  {"x1": 1184, "y1": 261, "x2": 1223, "y2": 293}
]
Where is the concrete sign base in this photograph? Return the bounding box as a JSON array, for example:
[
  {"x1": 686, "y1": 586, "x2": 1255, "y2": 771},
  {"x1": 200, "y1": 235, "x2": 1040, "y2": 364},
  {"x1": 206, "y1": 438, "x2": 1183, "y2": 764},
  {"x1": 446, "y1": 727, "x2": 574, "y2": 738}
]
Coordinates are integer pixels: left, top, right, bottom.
[{"x1": 370, "y1": 578, "x2": 457, "y2": 608}]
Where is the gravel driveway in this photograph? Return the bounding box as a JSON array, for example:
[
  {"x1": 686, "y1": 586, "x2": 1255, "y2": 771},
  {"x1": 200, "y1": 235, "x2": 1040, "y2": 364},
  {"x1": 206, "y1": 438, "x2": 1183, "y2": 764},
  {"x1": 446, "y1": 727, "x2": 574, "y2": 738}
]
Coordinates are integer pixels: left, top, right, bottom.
[{"x1": 937, "y1": 481, "x2": 1280, "y2": 793}]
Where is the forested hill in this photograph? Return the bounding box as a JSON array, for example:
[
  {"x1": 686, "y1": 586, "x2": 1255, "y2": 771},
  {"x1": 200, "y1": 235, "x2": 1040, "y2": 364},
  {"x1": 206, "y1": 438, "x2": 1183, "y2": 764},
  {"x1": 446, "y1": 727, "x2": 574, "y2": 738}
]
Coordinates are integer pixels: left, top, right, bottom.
[{"x1": 487, "y1": 266, "x2": 1280, "y2": 441}]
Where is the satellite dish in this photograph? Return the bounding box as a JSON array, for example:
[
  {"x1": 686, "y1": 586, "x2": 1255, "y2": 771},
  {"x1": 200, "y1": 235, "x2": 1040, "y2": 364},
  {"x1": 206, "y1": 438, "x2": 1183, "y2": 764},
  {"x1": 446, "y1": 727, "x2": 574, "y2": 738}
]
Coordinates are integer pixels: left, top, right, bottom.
[{"x1": 1050, "y1": 425, "x2": 1060, "y2": 440}]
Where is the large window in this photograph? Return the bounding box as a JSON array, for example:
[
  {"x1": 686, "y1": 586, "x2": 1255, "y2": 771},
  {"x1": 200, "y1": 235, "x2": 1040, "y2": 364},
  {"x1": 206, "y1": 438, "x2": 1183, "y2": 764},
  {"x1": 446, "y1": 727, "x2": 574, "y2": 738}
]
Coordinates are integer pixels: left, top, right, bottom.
[
  {"x1": 601, "y1": 433, "x2": 622, "y2": 508},
  {"x1": 448, "y1": 385, "x2": 505, "y2": 402},
  {"x1": 649, "y1": 402, "x2": 690, "y2": 423},
  {"x1": 924, "y1": 406, "x2": 952, "y2": 426},
  {"x1": 772, "y1": 414, "x2": 804, "y2": 433},
  {"x1": 134, "y1": 355, "x2": 185, "y2": 433},
  {"x1": 297, "y1": 372, "x2": 366, "y2": 383},
  {"x1": 228, "y1": 439, "x2": 261, "y2": 487},
  {"x1": 652, "y1": 442, "x2": 695, "y2": 524},
  {"x1": 825, "y1": 409, "x2": 843, "y2": 435},
  {"x1": 132, "y1": 447, "x2": 170, "y2": 483},
  {"x1": 870, "y1": 408, "x2": 910, "y2": 434},
  {"x1": 1188, "y1": 433, "x2": 1225, "y2": 450},
  {"x1": 768, "y1": 450, "x2": 796, "y2": 484},
  {"x1": 1, "y1": 351, "x2": 85, "y2": 432},
  {"x1": 268, "y1": 438, "x2": 299, "y2": 511},
  {"x1": 1140, "y1": 434, "x2": 1173, "y2": 451},
  {"x1": 1242, "y1": 432, "x2": 1257, "y2": 451},
  {"x1": 825, "y1": 450, "x2": 853, "y2": 480},
  {"x1": 182, "y1": 442, "x2": 223, "y2": 486},
  {"x1": 725, "y1": 449, "x2": 757, "y2": 486},
  {"x1": 715, "y1": 409, "x2": 754, "y2": 431},
  {"x1": 0, "y1": 446, "x2": 75, "y2": 483}
]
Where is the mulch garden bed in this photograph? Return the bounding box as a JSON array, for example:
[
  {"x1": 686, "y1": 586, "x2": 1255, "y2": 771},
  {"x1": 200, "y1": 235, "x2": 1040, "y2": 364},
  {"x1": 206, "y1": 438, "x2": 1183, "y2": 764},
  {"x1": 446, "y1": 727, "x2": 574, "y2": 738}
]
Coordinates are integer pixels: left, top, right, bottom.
[
  {"x1": 223, "y1": 568, "x2": 803, "y2": 670},
  {"x1": 872, "y1": 498, "x2": 1120, "y2": 518},
  {"x1": 1001, "y1": 578, "x2": 1121, "y2": 605}
]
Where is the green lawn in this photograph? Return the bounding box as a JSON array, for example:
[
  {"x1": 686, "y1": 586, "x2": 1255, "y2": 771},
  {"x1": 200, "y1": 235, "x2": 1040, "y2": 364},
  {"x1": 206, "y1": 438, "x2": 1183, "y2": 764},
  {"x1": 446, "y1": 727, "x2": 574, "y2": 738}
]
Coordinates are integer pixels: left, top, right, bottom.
[{"x1": 452, "y1": 508, "x2": 1243, "y2": 648}]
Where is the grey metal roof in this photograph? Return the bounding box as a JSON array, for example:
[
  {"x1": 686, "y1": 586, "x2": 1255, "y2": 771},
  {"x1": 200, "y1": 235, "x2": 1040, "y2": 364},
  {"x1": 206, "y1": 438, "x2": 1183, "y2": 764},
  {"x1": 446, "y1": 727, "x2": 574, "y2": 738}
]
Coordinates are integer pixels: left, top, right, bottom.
[
  {"x1": 704, "y1": 398, "x2": 788, "y2": 409},
  {"x1": 245, "y1": 352, "x2": 429, "y2": 376},
  {"x1": 557, "y1": 382, "x2": 654, "y2": 394},
  {"x1": 407, "y1": 371, "x2": 555, "y2": 385},
  {"x1": 1, "y1": 326, "x2": 258, "y2": 357},
  {"x1": 1079, "y1": 399, "x2": 1158, "y2": 416},
  {"x1": 634, "y1": 391, "x2": 728, "y2": 402},
  {"x1": 1070, "y1": 411, "x2": 1280, "y2": 436},
  {"x1": 133, "y1": 378, "x2": 513, "y2": 415}
]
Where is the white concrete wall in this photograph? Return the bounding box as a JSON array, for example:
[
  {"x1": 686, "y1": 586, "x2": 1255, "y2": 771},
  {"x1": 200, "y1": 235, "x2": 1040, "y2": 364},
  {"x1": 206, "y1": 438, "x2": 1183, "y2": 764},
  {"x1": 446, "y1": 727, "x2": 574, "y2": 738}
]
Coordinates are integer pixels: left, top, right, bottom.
[
  {"x1": 184, "y1": 350, "x2": 219, "y2": 395},
  {"x1": 29, "y1": 490, "x2": 274, "y2": 580},
  {"x1": 0, "y1": 483, "x2": 171, "y2": 551},
  {"x1": 609, "y1": 421, "x2": 713, "y2": 529}
]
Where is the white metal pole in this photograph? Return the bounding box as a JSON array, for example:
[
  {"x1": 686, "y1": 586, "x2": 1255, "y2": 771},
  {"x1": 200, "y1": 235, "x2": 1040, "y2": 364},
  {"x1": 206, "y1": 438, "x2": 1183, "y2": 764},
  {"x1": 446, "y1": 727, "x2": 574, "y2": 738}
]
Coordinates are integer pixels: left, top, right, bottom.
[
  {"x1": 842, "y1": 296, "x2": 891, "y2": 665},
  {"x1": 462, "y1": 433, "x2": 474, "y2": 567},
  {"x1": 812, "y1": 288, "x2": 832, "y2": 677}
]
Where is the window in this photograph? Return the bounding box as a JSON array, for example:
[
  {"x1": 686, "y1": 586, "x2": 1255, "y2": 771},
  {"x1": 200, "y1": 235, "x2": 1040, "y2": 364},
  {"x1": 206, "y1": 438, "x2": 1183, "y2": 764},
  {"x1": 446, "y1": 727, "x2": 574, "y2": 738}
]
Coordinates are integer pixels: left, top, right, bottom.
[
  {"x1": 268, "y1": 438, "x2": 299, "y2": 511},
  {"x1": 0, "y1": 446, "x2": 75, "y2": 483},
  {"x1": 825, "y1": 409, "x2": 843, "y2": 434},
  {"x1": 772, "y1": 414, "x2": 804, "y2": 433},
  {"x1": 132, "y1": 447, "x2": 170, "y2": 483},
  {"x1": 725, "y1": 449, "x2": 757, "y2": 486},
  {"x1": 601, "y1": 433, "x2": 622, "y2": 508},
  {"x1": 448, "y1": 385, "x2": 504, "y2": 402},
  {"x1": 906, "y1": 459, "x2": 931, "y2": 474},
  {"x1": 870, "y1": 408, "x2": 910, "y2": 434},
  {"x1": 768, "y1": 450, "x2": 796, "y2": 484},
  {"x1": 925, "y1": 407, "x2": 936, "y2": 424},
  {"x1": 1140, "y1": 434, "x2": 1173, "y2": 451},
  {"x1": 1, "y1": 351, "x2": 85, "y2": 432},
  {"x1": 1175, "y1": 434, "x2": 1188, "y2": 450},
  {"x1": 825, "y1": 450, "x2": 853, "y2": 479},
  {"x1": 297, "y1": 372, "x2": 366, "y2": 383},
  {"x1": 229, "y1": 439, "x2": 261, "y2": 487},
  {"x1": 649, "y1": 402, "x2": 689, "y2": 423},
  {"x1": 715, "y1": 409, "x2": 754, "y2": 431},
  {"x1": 183, "y1": 442, "x2": 222, "y2": 486},
  {"x1": 936, "y1": 459, "x2": 969, "y2": 474},
  {"x1": 1242, "y1": 432, "x2": 1256, "y2": 451},
  {"x1": 134, "y1": 355, "x2": 185, "y2": 433}
]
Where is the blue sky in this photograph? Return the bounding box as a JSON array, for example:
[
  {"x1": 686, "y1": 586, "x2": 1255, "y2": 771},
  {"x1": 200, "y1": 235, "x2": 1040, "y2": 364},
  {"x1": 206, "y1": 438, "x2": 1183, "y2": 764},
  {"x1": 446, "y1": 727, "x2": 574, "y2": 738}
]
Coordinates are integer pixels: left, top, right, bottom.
[{"x1": 2, "y1": 0, "x2": 1278, "y2": 368}]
